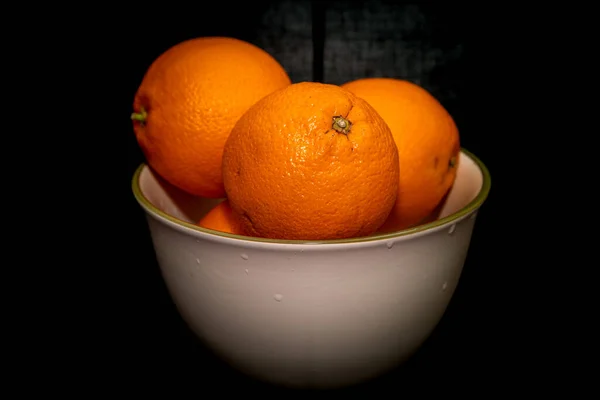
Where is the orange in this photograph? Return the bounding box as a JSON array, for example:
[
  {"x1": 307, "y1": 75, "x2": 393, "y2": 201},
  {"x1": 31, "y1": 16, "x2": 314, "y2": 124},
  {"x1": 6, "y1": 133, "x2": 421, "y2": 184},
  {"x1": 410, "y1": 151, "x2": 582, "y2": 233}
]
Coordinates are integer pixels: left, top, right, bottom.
[
  {"x1": 197, "y1": 200, "x2": 245, "y2": 235},
  {"x1": 131, "y1": 37, "x2": 292, "y2": 198},
  {"x1": 340, "y1": 78, "x2": 460, "y2": 232},
  {"x1": 221, "y1": 81, "x2": 400, "y2": 241}
]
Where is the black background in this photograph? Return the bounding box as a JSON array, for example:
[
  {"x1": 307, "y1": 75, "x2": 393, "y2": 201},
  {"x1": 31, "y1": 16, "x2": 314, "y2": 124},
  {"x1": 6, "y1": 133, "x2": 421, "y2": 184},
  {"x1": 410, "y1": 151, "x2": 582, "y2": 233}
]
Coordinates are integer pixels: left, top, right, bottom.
[{"x1": 114, "y1": 0, "x2": 528, "y2": 395}]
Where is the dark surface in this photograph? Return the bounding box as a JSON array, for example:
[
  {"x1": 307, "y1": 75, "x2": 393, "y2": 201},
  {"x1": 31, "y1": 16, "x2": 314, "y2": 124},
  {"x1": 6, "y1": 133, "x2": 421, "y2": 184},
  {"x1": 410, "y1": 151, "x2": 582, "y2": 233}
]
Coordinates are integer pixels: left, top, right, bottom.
[{"x1": 117, "y1": 1, "x2": 518, "y2": 394}]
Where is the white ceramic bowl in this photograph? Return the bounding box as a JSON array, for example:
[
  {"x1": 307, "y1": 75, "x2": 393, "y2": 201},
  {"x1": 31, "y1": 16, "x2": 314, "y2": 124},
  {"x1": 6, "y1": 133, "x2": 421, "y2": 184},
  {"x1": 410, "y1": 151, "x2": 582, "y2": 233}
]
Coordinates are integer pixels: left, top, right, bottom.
[{"x1": 132, "y1": 148, "x2": 491, "y2": 389}]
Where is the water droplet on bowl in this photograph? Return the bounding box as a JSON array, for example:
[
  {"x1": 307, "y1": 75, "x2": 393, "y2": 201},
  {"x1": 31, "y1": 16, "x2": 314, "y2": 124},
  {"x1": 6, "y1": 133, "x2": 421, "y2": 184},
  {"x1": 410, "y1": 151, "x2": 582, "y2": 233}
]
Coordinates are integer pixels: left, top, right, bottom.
[
  {"x1": 196, "y1": 258, "x2": 201, "y2": 264},
  {"x1": 386, "y1": 241, "x2": 394, "y2": 249},
  {"x1": 274, "y1": 293, "x2": 283, "y2": 302},
  {"x1": 241, "y1": 253, "x2": 249, "y2": 260},
  {"x1": 245, "y1": 268, "x2": 249, "y2": 274},
  {"x1": 196, "y1": 239, "x2": 200, "y2": 243},
  {"x1": 442, "y1": 282, "x2": 448, "y2": 291},
  {"x1": 448, "y1": 224, "x2": 456, "y2": 235}
]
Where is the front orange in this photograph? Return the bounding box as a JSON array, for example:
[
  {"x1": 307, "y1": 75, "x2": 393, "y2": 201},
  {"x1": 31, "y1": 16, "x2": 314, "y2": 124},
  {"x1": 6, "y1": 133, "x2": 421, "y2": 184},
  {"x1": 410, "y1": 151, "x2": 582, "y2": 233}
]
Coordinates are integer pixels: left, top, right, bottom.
[{"x1": 222, "y1": 82, "x2": 400, "y2": 241}]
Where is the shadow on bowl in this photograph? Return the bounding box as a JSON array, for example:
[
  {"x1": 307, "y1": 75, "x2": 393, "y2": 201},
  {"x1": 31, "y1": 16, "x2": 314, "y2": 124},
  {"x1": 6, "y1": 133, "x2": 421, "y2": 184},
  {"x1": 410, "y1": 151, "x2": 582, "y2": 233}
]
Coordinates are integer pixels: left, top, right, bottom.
[{"x1": 132, "y1": 148, "x2": 491, "y2": 389}]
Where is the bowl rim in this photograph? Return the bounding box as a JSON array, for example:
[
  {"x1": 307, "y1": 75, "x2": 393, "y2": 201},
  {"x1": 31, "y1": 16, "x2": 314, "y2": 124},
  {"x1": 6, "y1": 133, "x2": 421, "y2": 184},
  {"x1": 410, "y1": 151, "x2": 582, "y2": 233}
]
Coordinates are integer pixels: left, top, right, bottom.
[{"x1": 131, "y1": 147, "x2": 491, "y2": 245}]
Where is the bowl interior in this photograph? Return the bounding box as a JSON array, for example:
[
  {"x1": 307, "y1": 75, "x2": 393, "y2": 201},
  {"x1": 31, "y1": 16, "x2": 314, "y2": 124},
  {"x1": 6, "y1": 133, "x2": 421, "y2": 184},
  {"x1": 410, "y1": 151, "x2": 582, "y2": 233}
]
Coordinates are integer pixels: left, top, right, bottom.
[{"x1": 134, "y1": 149, "x2": 489, "y2": 241}]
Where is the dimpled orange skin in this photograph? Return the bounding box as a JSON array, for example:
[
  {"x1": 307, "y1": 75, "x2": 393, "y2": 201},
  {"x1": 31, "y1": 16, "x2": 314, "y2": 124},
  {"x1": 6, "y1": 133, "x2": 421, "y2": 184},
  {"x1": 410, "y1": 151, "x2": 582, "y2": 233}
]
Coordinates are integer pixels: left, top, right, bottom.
[
  {"x1": 340, "y1": 78, "x2": 461, "y2": 232},
  {"x1": 221, "y1": 82, "x2": 400, "y2": 241},
  {"x1": 197, "y1": 200, "x2": 246, "y2": 235},
  {"x1": 132, "y1": 37, "x2": 292, "y2": 198}
]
